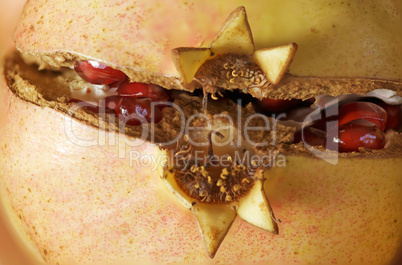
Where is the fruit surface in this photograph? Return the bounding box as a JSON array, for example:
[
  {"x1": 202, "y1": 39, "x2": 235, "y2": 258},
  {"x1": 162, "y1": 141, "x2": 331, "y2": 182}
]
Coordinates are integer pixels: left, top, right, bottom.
[
  {"x1": 264, "y1": 155, "x2": 402, "y2": 265},
  {"x1": 14, "y1": 0, "x2": 402, "y2": 84},
  {"x1": 1, "y1": 71, "x2": 402, "y2": 265}
]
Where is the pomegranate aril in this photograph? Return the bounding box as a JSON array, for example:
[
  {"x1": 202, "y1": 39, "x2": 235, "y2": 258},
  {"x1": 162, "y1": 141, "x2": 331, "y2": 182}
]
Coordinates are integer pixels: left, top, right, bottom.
[
  {"x1": 69, "y1": 99, "x2": 115, "y2": 116},
  {"x1": 117, "y1": 81, "x2": 169, "y2": 102},
  {"x1": 109, "y1": 76, "x2": 129, "y2": 88},
  {"x1": 117, "y1": 81, "x2": 148, "y2": 97},
  {"x1": 335, "y1": 119, "x2": 385, "y2": 152},
  {"x1": 377, "y1": 102, "x2": 401, "y2": 130},
  {"x1": 74, "y1": 61, "x2": 127, "y2": 85},
  {"x1": 309, "y1": 104, "x2": 339, "y2": 131},
  {"x1": 293, "y1": 127, "x2": 327, "y2": 147},
  {"x1": 338, "y1": 101, "x2": 388, "y2": 131},
  {"x1": 68, "y1": 98, "x2": 99, "y2": 114},
  {"x1": 105, "y1": 96, "x2": 162, "y2": 126},
  {"x1": 257, "y1": 98, "x2": 301, "y2": 112}
]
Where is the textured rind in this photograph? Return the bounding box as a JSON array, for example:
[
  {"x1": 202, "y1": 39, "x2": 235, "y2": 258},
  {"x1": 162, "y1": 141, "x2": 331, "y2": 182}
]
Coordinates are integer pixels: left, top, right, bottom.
[
  {"x1": 264, "y1": 75, "x2": 402, "y2": 100},
  {"x1": 1, "y1": 60, "x2": 402, "y2": 265},
  {"x1": 14, "y1": 0, "x2": 402, "y2": 96}
]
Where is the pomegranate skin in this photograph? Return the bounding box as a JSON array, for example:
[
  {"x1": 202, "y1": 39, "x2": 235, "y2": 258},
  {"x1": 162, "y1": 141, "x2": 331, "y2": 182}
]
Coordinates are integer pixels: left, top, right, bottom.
[
  {"x1": 13, "y1": 0, "x2": 402, "y2": 89},
  {"x1": 1, "y1": 72, "x2": 402, "y2": 265}
]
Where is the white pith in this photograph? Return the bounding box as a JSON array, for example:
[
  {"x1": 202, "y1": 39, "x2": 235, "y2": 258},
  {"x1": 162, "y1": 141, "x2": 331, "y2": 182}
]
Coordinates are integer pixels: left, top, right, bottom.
[{"x1": 70, "y1": 83, "x2": 117, "y2": 105}]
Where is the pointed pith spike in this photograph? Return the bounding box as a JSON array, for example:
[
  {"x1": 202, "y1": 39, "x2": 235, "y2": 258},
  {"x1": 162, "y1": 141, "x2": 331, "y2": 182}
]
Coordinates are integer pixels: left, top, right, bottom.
[
  {"x1": 172, "y1": 47, "x2": 211, "y2": 84},
  {"x1": 253, "y1": 43, "x2": 298, "y2": 85},
  {"x1": 192, "y1": 203, "x2": 237, "y2": 258},
  {"x1": 236, "y1": 179, "x2": 279, "y2": 234},
  {"x1": 210, "y1": 6, "x2": 255, "y2": 56}
]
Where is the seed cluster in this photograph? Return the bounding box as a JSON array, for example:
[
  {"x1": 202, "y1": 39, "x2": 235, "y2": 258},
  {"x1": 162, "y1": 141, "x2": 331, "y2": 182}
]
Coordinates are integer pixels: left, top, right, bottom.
[
  {"x1": 195, "y1": 54, "x2": 269, "y2": 95},
  {"x1": 169, "y1": 135, "x2": 256, "y2": 204},
  {"x1": 173, "y1": 163, "x2": 255, "y2": 204}
]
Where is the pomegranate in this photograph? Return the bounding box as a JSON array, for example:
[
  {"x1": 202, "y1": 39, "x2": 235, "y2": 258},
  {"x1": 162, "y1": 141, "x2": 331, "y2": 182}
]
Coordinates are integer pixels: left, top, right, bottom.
[
  {"x1": 74, "y1": 61, "x2": 127, "y2": 85},
  {"x1": 338, "y1": 101, "x2": 388, "y2": 131},
  {"x1": 296, "y1": 100, "x2": 396, "y2": 152},
  {"x1": 336, "y1": 119, "x2": 386, "y2": 152},
  {"x1": 117, "y1": 81, "x2": 170, "y2": 103},
  {"x1": 105, "y1": 96, "x2": 163, "y2": 126},
  {"x1": 1, "y1": 72, "x2": 401, "y2": 264},
  {"x1": 1, "y1": 1, "x2": 402, "y2": 265},
  {"x1": 378, "y1": 101, "x2": 402, "y2": 130},
  {"x1": 293, "y1": 126, "x2": 327, "y2": 147},
  {"x1": 257, "y1": 98, "x2": 301, "y2": 112},
  {"x1": 71, "y1": 62, "x2": 170, "y2": 126}
]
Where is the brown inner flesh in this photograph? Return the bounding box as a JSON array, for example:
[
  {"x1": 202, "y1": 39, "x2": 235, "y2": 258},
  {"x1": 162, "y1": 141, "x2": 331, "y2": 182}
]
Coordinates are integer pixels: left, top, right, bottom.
[
  {"x1": 5, "y1": 51, "x2": 402, "y2": 154},
  {"x1": 3, "y1": 51, "x2": 402, "y2": 202}
]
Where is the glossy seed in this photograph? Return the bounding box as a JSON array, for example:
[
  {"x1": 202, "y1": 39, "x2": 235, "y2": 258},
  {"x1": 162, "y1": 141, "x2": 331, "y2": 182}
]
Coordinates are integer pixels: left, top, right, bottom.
[
  {"x1": 338, "y1": 102, "x2": 388, "y2": 131},
  {"x1": 335, "y1": 119, "x2": 385, "y2": 152},
  {"x1": 74, "y1": 61, "x2": 127, "y2": 85}
]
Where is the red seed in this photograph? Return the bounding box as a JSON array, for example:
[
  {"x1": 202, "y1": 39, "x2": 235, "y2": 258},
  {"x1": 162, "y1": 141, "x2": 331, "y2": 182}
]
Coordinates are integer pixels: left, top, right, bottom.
[
  {"x1": 377, "y1": 102, "x2": 401, "y2": 130},
  {"x1": 309, "y1": 104, "x2": 340, "y2": 131},
  {"x1": 74, "y1": 61, "x2": 127, "y2": 85},
  {"x1": 105, "y1": 96, "x2": 162, "y2": 126},
  {"x1": 336, "y1": 119, "x2": 385, "y2": 152},
  {"x1": 117, "y1": 81, "x2": 170, "y2": 102},
  {"x1": 293, "y1": 127, "x2": 327, "y2": 147},
  {"x1": 257, "y1": 98, "x2": 301, "y2": 112},
  {"x1": 69, "y1": 98, "x2": 114, "y2": 115},
  {"x1": 338, "y1": 102, "x2": 388, "y2": 131}
]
